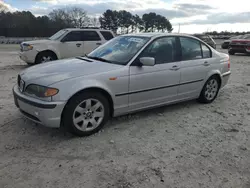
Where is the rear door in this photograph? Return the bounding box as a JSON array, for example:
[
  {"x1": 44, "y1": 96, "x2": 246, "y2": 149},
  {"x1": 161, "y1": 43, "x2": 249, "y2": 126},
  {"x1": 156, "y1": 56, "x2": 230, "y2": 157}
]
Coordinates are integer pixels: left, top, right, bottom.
[
  {"x1": 81, "y1": 31, "x2": 103, "y2": 55},
  {"x1": 177, "y1": 37, "x2": 212, "y2": 99},
  {"x1": 60, "y1": 31, "x2": 84, "y2": 58}
]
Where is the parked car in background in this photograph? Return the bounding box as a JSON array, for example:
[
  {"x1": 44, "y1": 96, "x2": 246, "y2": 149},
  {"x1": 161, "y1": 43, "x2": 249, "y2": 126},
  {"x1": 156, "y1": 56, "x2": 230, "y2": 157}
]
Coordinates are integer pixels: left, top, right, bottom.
[
  {"x1": 193, "y1": 34, "x2": 216, "y2": 49},
  {"x1": 221, "y1": 35, "x2": 243, "y2": 49},
  {"x1": 19, "y1": 28, "x2": 115, "y2": 65},
  {"x1": 13, "y1": 33, "x2": 230, "y2": 136},
  {"x1": 228, "y1": 34, "x2": 250, "y2": 55}
]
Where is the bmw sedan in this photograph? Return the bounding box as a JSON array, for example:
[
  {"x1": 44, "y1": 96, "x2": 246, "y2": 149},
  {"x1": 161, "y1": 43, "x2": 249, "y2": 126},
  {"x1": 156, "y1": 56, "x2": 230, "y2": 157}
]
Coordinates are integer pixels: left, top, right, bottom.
[{"x1": 13, "y1": 33, "x2": 231, "y2": 136}]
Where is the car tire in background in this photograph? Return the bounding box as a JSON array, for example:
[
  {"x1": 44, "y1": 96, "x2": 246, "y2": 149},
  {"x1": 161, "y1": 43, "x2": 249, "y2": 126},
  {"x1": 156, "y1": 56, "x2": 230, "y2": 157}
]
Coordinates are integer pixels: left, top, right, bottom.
[
  {"x1": 198, "y1": 75, "x2": 220, "y2": 104},
  {"x1": 221, "y1": 43, "x2": 229, "y2": 49},
  {"x1": 35, "y1": 51, "x2": 57, "y2": 64},
  {"x1": 62, "y1": 91, "x2": 110, "y2": 136},
  {"x1": 228, "y1": 50, "x2": 235, "y2": 55}
]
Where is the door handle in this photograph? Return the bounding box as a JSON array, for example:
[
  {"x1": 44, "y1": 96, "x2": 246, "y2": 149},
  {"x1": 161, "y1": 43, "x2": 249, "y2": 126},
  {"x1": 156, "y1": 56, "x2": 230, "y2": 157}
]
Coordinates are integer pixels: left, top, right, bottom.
[
  {"x1": 203, "y1": 61, "x2": 210, "y2": 66},
  {"x1": 96, "y1": 42, "x2": 102, "y2": 45},
  {"x1": 76, "y1": 43, "x2": 82, "y2": 47},
  {"x1": 170, "y1": 65, "x2": 180, "y2": 71}
]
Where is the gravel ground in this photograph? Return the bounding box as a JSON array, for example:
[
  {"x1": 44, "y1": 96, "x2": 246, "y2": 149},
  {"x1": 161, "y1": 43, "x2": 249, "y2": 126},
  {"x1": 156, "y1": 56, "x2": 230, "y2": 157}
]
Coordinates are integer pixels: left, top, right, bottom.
[{"x1": 0, "y1": 43, "x2": 250, "y2": 188}]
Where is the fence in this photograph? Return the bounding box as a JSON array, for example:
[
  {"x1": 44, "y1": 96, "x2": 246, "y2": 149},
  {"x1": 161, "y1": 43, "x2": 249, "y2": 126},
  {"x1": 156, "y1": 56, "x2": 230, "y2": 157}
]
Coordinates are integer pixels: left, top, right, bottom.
[{"x1": 0, "y1": 37, "x2": 46, "y2": 44}]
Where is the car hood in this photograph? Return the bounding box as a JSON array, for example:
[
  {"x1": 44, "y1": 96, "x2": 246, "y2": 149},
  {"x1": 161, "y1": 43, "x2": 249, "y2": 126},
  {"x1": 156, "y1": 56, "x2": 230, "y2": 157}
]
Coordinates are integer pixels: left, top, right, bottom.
[
  {"x1": 22, "y1": 39, "x2": 52, "y2": 45},
  {"x1": 20, "y1": 58, "x2": 122, "y2": 86}
]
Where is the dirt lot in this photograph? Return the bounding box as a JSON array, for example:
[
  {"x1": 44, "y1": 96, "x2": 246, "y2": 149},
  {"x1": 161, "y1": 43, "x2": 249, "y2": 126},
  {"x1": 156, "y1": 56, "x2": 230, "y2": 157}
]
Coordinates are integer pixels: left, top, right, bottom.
[{"x1": 0, "y1": 43, "x2": 250, "y2": 188}]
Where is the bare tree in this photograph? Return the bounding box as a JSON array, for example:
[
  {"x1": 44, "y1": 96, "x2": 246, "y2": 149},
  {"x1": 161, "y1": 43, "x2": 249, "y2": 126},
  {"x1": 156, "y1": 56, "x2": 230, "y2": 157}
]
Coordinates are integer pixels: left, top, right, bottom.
[
  {"x1": 66, "y1": 7, "x2": 89, "y2": 28},
  {"x1": 89, "y1": 17, "x2": 100, "y2": 27},
  {"x1": 49, "y1": 7, "x2": 89, "y2": 28}
]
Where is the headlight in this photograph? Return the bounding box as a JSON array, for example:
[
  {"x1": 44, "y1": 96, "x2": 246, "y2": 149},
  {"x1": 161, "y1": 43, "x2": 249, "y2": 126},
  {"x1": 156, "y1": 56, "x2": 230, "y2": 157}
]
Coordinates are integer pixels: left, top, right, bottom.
[
  {"x1": 25, "y1": 84, "x2": 59, "y2": 98},
  {"x1": 22, "y1": 43, "x2": 33, "y2": 51}
]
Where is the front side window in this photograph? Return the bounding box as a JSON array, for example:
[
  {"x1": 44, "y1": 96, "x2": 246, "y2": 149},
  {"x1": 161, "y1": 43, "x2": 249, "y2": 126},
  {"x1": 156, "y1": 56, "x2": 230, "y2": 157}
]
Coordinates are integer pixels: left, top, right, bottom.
[
  {"x1": 63, "y1": 31, "x2": 82, "y2": 42},
  {"x1": 87, "y1": 36, "x2": 150, "y2": 65},
  {"x1": 139, "y1": 37, "x2": 177, "y2": 64},
  {"x1": 180, "y1": 37, "x2": 202, "y2": 61},
  {"x1": 81, "y1": 31, "x2": 101, "y2": 41}
]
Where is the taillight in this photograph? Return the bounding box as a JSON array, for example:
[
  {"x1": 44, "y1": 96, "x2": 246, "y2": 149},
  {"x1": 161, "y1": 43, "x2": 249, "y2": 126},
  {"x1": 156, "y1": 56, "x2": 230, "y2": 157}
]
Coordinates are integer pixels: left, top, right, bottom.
[{"x1": 228, "y1": 59, "x2": 230, "y2": 69}]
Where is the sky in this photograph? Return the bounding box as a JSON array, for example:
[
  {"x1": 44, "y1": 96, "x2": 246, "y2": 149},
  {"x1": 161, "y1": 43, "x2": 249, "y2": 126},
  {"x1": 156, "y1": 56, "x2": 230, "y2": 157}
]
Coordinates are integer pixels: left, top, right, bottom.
[{"x1": 1, "y1": 0, "x2": 250, "y2": 33}]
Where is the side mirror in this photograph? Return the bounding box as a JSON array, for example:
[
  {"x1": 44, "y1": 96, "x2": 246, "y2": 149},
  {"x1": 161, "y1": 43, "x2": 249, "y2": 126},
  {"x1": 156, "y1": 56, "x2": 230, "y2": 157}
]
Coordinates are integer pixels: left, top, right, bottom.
[{"x1": 139, "y1": 57, "x2": 155, "y2": 66}]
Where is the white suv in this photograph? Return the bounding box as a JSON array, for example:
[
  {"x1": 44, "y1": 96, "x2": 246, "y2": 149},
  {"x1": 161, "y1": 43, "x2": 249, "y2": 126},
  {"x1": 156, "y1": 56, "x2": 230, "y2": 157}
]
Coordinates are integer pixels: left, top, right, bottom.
[{"x1": 19, "y1": 28, "x2": 115, "y2": 64}]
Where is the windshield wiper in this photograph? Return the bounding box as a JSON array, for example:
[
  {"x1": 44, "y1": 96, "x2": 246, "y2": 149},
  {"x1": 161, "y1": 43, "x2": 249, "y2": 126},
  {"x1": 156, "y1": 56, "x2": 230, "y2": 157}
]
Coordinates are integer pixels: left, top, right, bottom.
[{"x1": 85, "y1": 55, "x2": 112, "y2": 63}]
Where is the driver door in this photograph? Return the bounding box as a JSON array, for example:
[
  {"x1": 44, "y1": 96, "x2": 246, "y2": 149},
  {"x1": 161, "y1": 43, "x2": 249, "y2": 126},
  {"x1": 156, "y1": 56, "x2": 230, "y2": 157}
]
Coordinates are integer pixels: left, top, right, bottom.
[
  {"x1": 129, "y1": 37, "x2": 181, "y2": 111},
  {"x1": 60, "y1": 31, "x2": 84, "y2": 58}
]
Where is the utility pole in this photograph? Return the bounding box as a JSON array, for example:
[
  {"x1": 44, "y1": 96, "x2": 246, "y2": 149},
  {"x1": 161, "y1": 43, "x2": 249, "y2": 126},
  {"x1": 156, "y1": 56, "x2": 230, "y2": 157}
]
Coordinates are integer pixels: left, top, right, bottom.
[{"x1": 178, "y1": 23, "x2": 180, "y2": 33}]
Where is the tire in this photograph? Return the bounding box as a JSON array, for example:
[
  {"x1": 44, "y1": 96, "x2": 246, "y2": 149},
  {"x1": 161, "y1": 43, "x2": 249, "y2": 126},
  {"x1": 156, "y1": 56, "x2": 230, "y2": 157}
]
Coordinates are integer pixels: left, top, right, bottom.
[
  {"x1": 228, "y1": 50, "x2": 235, "y2": 55},
  {"x1": 35, "y1": 51, "x2": 57, "y2": 64},
  {"x1": 198, "y1": 76, "x2": 220, "y2": 104},
  {"x1": 62, "y1": 91, "x2": 110, "y2": 136},
  {"x1": 221, "y1": 44, "x2": 228, "y2": 49}
]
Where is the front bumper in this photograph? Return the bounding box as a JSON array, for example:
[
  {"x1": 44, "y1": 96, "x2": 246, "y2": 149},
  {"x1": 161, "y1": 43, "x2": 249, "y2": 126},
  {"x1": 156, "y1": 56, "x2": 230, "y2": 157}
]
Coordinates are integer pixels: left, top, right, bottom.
[
  {"x1": 19, "y1": 50, "x2": 38, "y2": 64},
  {"x1": 13, "y1": 85, "x2": 66, "y2": 128}
]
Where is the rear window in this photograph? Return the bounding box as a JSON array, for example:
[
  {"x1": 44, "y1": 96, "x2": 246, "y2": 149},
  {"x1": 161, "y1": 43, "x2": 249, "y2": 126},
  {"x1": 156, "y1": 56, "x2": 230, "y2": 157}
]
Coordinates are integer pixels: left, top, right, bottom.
[
  {"x1": 100, "y1": 31, "x2": 114, "y2": 40},
  {"x1": 81, "y1": 31, "x2": 101, "y2": 41}
]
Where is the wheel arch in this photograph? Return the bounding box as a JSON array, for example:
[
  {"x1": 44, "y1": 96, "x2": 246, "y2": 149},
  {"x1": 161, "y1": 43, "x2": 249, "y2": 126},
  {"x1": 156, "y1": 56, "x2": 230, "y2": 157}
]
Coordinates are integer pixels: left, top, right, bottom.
[
  {"x1": 205, "y1": 70, "x2": 222, "y2": 88},
  {"x1": 60, "y1": 87, "x2": 114, "y2": 127},
  {"x1": 35, "y1": 50, "x2": 58, "y2": 63}
]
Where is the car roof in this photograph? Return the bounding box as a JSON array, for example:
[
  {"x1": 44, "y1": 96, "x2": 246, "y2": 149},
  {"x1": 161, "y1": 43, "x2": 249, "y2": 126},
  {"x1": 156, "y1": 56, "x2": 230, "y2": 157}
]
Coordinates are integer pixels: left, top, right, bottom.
[
  {"x1": 122, "y1": 32, "x2": 197, "y2": 39},
  {"x1": 65, "y1": 28, "x2": 113, "y2": 32}
]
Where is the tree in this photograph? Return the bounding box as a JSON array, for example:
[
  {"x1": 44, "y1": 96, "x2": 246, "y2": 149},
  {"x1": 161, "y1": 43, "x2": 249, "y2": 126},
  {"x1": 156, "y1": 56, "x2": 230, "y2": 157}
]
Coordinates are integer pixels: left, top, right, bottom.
[
  {"x1": 131, "y1": 14, "x2": 143, "y2": 32},
  {"x1": 118, "y1": 10, "x2": 132, "y2": 34},
  {"x1": 99, "y1": 10, "x2": 119, "y2": 33},
  {"x1": 66, "y1": 7, "x2": 89, "y2": 27},
  {"x1": 0, "y1": 7, "x2": 174, "y2": 37},
  {"x1": 90, "y1": 17, "x2": 100, "y2": 27}
]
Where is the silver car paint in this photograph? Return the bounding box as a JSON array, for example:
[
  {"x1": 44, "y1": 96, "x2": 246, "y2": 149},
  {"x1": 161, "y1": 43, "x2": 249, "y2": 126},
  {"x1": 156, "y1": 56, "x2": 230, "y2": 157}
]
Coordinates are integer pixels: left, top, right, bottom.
[{"x1": 14, "y1": 33, "x2": 231, "y2": 128}]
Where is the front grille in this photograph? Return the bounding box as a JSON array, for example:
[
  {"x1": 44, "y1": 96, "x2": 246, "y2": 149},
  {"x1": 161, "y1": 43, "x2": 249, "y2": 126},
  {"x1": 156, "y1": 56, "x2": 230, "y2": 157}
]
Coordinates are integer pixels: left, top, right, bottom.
[{"x1": 20, "y1": 110, "x2": 41, "y2": 122}]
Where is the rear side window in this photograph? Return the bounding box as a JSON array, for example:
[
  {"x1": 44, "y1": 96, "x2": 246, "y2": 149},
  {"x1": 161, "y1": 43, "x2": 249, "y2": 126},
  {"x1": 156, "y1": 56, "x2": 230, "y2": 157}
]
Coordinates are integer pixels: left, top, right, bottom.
[
  {"x1": 63, "y1": 31, "x2": 82, "y2": 42},
  {"x1": 201, "y1": 43, "x2": 211, "y2": 58},
  {"x1": 180, "y1": 37, "x2": 202, "y2": 61},
  {"x1": 81, "y1": 31, "x2": 101, "y2": 41},
  {"x1": 100, "y1": 31, "x2": 114, "y2": 40}
]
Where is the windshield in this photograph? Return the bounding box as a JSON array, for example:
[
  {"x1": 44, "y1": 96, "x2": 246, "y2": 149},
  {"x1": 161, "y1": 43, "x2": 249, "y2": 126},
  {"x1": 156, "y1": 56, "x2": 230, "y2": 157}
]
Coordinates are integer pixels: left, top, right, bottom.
[
  {"x1": 49, "y1": 29, "x2": 68, "y2": 40},
  {"x1": 87, "y1": 36, "x2": 150, "y2": 65}
]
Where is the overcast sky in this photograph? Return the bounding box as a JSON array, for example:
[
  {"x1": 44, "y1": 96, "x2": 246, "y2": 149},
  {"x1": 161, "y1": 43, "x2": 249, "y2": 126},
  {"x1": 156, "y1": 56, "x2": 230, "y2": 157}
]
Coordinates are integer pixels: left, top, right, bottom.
[{"x1": 1, "y1": 0, "x2": 250, "y2": 33}]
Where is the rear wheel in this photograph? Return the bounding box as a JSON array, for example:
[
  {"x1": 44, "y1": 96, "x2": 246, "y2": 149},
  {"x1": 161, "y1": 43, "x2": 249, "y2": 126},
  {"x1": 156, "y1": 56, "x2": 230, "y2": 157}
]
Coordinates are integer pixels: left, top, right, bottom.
[
  {"x1": 35, "y1": 51, "x2": 57, "y2": 64},
  {"x1": 198, "y1": 76, "x2": 220, "y2": 103},
  {"x1": 62, "y1": 92, "x2": 110, "y2": 136}
]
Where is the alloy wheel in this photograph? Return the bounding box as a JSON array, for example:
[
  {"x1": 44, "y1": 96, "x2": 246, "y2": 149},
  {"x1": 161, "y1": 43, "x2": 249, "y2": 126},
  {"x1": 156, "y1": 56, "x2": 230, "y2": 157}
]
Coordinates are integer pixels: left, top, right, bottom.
[
  {"x1": 204, "y1": 79, "x2": 218, "y2": 101},
  {"x1": 73, "y1": 98, "x2": 104, "y2": 132}
]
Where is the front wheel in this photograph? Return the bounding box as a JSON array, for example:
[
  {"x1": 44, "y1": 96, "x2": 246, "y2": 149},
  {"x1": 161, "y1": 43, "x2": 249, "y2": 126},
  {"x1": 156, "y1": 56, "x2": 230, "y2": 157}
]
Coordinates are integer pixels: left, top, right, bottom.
[
  {"x1": 198, "y1": 76, "x2": 220, "y2": 103},
  {"x1": 62, "y1": 92, "x2": 110, "y2": 136},
  {"x1": 35, "y1": 51, "x2": 57, "y2": 64}
]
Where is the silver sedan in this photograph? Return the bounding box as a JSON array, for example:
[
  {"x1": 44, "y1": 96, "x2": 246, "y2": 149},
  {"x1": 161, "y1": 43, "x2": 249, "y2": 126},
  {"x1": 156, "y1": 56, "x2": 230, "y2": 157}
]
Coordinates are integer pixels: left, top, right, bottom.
[{"x1": 13, "y1": 33, "x2": 231, "y2": 136}]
